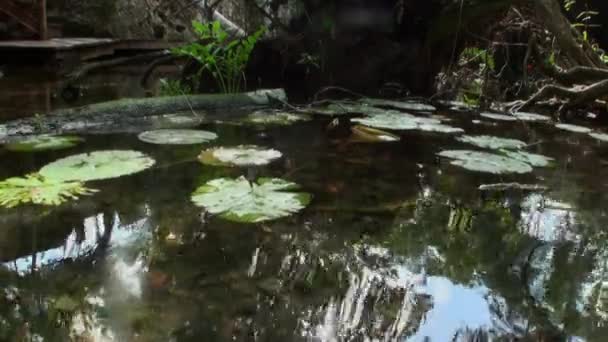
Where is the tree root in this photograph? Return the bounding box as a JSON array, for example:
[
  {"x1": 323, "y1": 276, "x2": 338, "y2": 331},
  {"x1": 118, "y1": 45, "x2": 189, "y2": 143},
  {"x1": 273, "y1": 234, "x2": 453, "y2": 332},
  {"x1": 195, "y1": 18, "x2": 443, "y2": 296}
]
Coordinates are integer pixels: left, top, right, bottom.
[{"x1": 515, "y1": 79, "x2": 608, "y2": 113}]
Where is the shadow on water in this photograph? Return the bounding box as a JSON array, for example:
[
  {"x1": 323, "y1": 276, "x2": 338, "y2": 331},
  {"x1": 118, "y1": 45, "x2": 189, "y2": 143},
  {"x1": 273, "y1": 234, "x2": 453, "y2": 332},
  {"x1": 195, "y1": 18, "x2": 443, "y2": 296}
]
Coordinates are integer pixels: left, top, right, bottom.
[{"x1": 2, "y1": 86, "x2": 608, "y2": 340}]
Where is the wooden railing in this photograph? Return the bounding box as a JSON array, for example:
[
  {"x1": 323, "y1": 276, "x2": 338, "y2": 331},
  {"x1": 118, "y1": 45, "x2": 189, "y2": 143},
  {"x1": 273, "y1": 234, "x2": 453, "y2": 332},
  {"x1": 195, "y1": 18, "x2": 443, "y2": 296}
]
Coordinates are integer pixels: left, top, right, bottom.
[{"x1": 0, "y1": 0, "x2": 47, "y2": 39}]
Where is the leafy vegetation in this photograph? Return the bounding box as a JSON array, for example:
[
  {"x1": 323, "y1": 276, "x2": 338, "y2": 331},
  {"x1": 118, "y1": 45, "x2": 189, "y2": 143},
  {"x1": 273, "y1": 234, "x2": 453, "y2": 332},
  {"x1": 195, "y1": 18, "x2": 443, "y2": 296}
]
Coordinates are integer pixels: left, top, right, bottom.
[
  {"x1": 172, "y1": 21, "x2": 265, "y2": 93},
  {"x1": 138, "y1": 129, "x2": 218, "y2": 145},
  {"x1": 191, "y1": 176, "x2": 311, "y2": 222},
  {"x1": 4, "y1": 135, "x2": 83, "y2": 152},
  {"x1": 0, "y1": 174, "x2": 96, "y2": 207},
  {"x1": 39, "y1": 150, "x2": 155, "y2": 182},
  {"x1": 199, "y1": 145, "x2": 282, "y2": 166}
]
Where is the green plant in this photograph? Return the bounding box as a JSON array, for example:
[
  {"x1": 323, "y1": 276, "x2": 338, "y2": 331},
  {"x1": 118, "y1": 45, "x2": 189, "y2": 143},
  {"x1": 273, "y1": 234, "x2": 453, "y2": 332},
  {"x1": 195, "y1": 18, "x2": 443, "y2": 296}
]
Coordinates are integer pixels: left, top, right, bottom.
[
  {"x1": 172, "y1": 21, "x2": 266, "y2": 93},
  {"x1": 159, "y1": 78, "x2": 192, "y2": 96}
]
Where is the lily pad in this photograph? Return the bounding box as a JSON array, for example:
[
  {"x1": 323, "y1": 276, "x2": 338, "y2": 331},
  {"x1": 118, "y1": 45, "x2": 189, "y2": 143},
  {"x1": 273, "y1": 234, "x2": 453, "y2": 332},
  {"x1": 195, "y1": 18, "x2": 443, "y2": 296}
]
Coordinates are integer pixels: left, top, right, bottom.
[
  {"x1": 457, "y1": 135, "x2": 526, "y2": 150},
  {"x1": 350, "y1": 125, "x2": 400, "y2": 142},
  {"x1": 309, "y1": 102, "x2": 384, "y2": 116},
  {"x1": 589, "y1": 132, "x2": 608, "y2": 142},
  {"x1": 5, "y1": 135, "x2": 83, "y2": 152},
  {"x1": 480, "y1": 113, "x2": 517, "y2": 121},
  {"x1": 246, "y1": 110, "x2": 311, "y2": 125},
  {"x1": 351, "y1": 113, "x2": 463, "y2": 133},
  {"x1": 191, "y1": 176, "x2": 311, "y2": 223},
  {"x1": 361, "y1": 98, "x2": 436, "y2": 112},
  {"x1": 199, "y1": 145, "x2": 282, "y2": 166},
  {"x1": 138, "y1": 129, "x2": 217, "y2": 145},
  {"x1": 555, "y1": 123, "x2": 592, "y2": 133},
  {"x1": 501, "y1": 150, "x2": 554, "y2": 167},
  {"x1": 513, "y1": 112, "x2": 551, "y2": 122},
  {"x1": 438, "y1": 150, "x2": 533, "y2": 174},
  {"x1": 0, "y1": 174, "x2": 96, "y2": 208},
  {"x1": 39, "y1": 150, "x2": 155, "y2": 182}
]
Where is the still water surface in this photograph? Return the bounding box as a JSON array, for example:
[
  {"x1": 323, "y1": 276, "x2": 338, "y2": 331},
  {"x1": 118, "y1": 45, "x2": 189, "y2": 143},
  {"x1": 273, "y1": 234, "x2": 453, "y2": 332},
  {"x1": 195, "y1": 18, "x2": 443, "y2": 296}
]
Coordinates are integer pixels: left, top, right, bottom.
[{"x1": 1, "y1": 79, "x2": 608, "y2": 341}]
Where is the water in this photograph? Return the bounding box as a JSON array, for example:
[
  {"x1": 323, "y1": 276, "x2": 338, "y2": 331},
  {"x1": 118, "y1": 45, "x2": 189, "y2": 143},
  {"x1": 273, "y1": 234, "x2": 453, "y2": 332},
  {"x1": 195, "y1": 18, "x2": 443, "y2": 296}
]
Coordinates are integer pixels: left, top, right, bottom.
[{"x1": 1, "y1": 86, "x2": 608, "y2": 341}]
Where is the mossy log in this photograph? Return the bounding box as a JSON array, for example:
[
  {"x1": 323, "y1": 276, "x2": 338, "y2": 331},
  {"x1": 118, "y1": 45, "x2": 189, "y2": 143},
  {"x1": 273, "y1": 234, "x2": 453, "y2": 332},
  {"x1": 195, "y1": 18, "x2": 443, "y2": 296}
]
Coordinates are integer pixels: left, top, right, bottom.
[{"x1": 0, "y1": 89, "x2": 287, "y2": 140}]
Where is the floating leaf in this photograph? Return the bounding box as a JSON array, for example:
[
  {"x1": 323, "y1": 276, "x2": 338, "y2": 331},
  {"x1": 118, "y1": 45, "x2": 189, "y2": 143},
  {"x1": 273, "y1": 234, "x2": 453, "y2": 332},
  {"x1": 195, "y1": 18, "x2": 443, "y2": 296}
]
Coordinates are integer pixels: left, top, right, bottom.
[
  {"x1": 40, "y1": 150, "x2": 155, "y2": 182},
  {"x1": 0, "y1": 174, "x2": 96, "y2": 208},
  {"x1": 350, "y1": 125, "x2": 400, "y2": 142},
  {"x1": 501, "y1": 150, "x2": 554, "y2": 167},
  {"x1": 351, "y1": 113, "x2": 463, "y2": 133},
  {"x1": 138, "y1": 129, "x2": 217, "y2": 145},
  {"x1": 438, "y1": 150, "x2": 533, "y2": 174},
  {"x1": 191, "y1": 176, "x2": 311, "y2": 223},
  {"x1": 309, "y1": 102, "x2": 383, "y2": 116},
  {"x1": 361, "y1": 98, "x2": 436, "y2": 112},
  {"x1": 555, "y1": 123, "x2": 592, "y2": 133},
  {"x1": 246, "y1": 110, "x2": 311, "y2": 125},
  {"x1": 457, "y1": 135, "x2": 526, "y2": 150},
  {"x1": 5, "y1": 135, "x2": 83, "y2": 152},
  {"x1": 199, "y1": 145, "x2": 282, "y2": 166},
  {"x1": 513, "y1": 112, "x2": 551, "y2": 122},
  {"x1": 589, "y1": 132, "x2": 608, "y2": 142},
  {"x1": 480, "y1": 112, "x2": 516, "y2": 121}
]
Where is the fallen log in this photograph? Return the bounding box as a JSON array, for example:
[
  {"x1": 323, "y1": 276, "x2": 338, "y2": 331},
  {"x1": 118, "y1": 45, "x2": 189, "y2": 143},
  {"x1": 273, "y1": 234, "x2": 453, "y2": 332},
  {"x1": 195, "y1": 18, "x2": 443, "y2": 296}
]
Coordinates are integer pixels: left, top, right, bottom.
[{"x1": 0, "y1": 88, "x2": 287, "y2": 140}]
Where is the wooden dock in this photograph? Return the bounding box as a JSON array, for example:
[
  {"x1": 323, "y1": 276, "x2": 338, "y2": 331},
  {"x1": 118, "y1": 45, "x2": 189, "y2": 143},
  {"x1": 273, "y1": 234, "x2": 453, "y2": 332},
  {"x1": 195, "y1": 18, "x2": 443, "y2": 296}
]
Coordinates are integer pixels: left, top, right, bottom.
[{"x1": 0, "y1": 38, "x2": 182, "y2": 65}]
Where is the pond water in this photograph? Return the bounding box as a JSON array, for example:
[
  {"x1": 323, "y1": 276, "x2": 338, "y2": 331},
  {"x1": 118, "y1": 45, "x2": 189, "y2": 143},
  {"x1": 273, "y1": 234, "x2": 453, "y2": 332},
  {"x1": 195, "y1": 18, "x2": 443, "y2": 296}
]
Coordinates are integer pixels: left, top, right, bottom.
[{"x1": 1, "y1": 96, "x2": 608, "y2": 341}]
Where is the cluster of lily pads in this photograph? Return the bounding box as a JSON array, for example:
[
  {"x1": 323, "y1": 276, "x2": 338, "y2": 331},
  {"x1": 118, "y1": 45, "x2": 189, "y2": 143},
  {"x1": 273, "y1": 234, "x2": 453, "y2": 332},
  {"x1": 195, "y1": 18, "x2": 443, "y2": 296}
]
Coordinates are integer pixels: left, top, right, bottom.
[{"x1": 0, "y1": 126, "x2": 313, "y2": 224}]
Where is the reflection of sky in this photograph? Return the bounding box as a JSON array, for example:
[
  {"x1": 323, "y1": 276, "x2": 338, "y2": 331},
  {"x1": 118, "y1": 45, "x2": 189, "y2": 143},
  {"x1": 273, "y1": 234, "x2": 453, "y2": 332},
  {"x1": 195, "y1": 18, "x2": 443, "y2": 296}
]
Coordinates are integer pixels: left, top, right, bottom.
[
  {"x1": 519, "y1": 194, "x2": 577, "y2": 242},
  {"x1": 4, "y1": 212, "x2": 147, "y2": 275},
  {"x1": 410, "y1": 277, "x2": 492, "y2": 341}
]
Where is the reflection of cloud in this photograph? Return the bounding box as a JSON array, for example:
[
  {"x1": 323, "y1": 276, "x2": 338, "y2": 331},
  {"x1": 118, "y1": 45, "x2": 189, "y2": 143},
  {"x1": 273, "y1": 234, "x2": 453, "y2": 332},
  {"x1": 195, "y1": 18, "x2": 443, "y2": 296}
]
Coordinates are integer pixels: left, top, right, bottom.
[
  {"x1": 112, "y1": 256, "x2": 146, "y2": 298},
  {"x1": 519, "y1": 194, "x2": 578, "y2": 242},
  {"x1": 299, "y1": 244, "x2": 521, "y2": 341},
  {"x1": 4, "y1": 211, "x2": 149, "y2": 275}
]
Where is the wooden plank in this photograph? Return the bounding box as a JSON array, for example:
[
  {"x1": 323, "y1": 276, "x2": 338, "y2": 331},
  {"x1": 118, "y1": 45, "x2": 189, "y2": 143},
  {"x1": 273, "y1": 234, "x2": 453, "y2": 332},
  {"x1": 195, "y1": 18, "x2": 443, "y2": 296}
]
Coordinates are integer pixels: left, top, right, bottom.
[
  {"x1": 39, "y1": 0, "x2": 47, "y2": 40},
  {"x1": 0, "y1": 0, "x2": 39, "y2": 34}
]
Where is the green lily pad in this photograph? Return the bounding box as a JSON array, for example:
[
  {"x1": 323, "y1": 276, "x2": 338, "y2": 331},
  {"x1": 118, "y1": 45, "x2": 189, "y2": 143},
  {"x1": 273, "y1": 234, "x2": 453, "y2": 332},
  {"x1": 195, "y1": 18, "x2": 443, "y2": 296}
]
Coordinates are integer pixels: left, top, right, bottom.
[
  {"x1": 246, "y1": 110, "x2": 311, "y2": 125},
  {"x1": 501, "y1": 150, "x2": 554, "y2": 167},
  {"x1": 589, "y1": 132, "x2": 608, "y2": 142},
  {"x1": 555, "y1": 123, "x2": 592, "y2": 133},
  {"x1": 191, "y1": 176, "x2": 311, "y2": 223},
  {"x1": 361, "y1": 98, "x2": 436, "y2": 112},
  {"x1": 309, "y1": 102, "x2": 383, "y2": 116},
  {"x1": 457, "y1": 135, "x2": 526, "y2": 150},
  {"x1": 138, "y1": 129, "x2": 217, "y2": 145},
  {"x1": 39, "y1": 150, "x2": 155, "y2": 182},
  {"x1": 438, "y1": 150, "x2": 533, "y2": 174},
  {"x1": 350, "y1": 125, "x2": 400, "y2": 142},
  {"x1": 199, "y1": 145, "x2": 282, "y2": 166},
  {"x1": 5, "y1": 135, "x2": 83, "y2": 152},
  {"x1": 480, "y1": 113, "x2": 516, "y2": 121},
  {"x1": 351, "y1": 113, "x2": 463, "y2": 133},
  {"x1": 0, "y1": 174, "x2": 96, "y2": 208},
  {"x1": 513, "y1": 112, "x2": 551, "y2": 122}
]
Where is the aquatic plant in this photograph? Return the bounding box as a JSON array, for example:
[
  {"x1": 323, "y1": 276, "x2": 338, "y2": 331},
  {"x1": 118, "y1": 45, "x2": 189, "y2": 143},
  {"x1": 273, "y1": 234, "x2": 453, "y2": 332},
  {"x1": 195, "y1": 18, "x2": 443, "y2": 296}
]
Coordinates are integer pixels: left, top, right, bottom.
[
  {"x1": 246, "y1": 110, "x2": 311, "y2": 125},
  {"x1": 479, "y1": 113, "x2": 516, "y2": 121},
  {"x1": 360, "y1": 98, "x2": 436, "y2": 112},
  {"x1": 350, "y1": 125, "x2": 400, "y2": 142},
  {"x1": 39, "y1": 150, "x2": 155, "y2": 182},
  {"x1": 172, "y1": 21, "x2": 265, "y2": 93},
  {"x1": 199, "y1": 145, "x2": 282, "y2": 166},
  {"x1": 512, "y1": 112, "x2": 551, "y2": 122},
  {"x1": 501, "y1": 150, "x2": 554, "y2": 167},
  {"x1": 191, "y1": 176, "x2": 311, "y2": 223},
  {"x1": 0, "y1": 174, "x2": 96, "y2": 208},
  {"x1": 555, "y1": 123, "x2": 592, "y2": 133},
  {"x1": 438, "y1": 150, "x2": 533, "y2": 174},
  {"x1": 457, "y1": 135, "x2": 526, "y2": 150},
  {"x1": 351, "y1": 112, "x2": 463, "y2": 133},
  {"x1": 5, "y1": 135, "x2": 83, "y2": 152},
  {"x1": 138, "y1": 129, "x2": 218, "y2": 145},
  {"x1": 589, "y1": 132, "x2": 608, "y2": 142}
]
